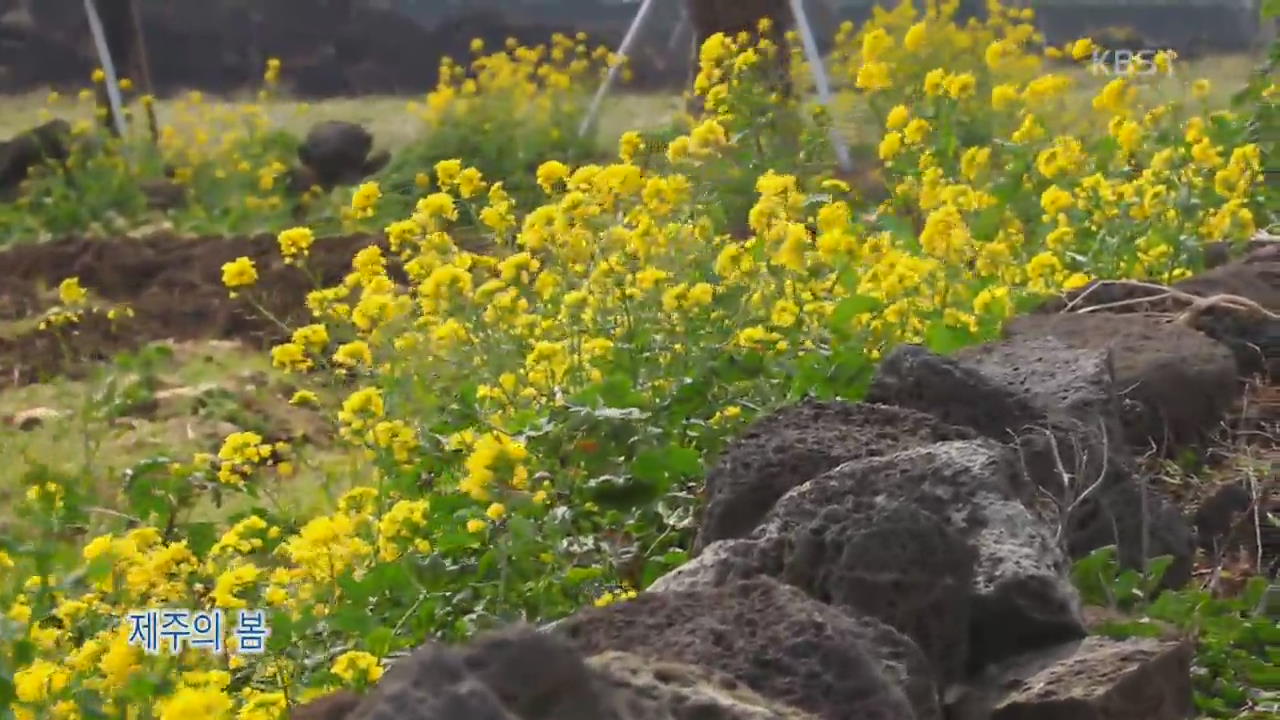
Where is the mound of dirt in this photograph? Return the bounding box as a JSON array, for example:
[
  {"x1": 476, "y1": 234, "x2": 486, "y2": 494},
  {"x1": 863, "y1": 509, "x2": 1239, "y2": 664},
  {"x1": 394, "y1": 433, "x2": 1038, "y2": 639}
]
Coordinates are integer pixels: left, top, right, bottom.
[{"x1": 0, "y1": 232, "x2": 377, "y2": 386}]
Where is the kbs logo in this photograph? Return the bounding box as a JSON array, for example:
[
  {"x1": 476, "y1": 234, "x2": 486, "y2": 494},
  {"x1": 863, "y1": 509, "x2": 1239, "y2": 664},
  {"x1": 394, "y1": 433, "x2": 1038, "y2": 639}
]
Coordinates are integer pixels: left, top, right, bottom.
[{"x1": 1089, "y1": 49, "x2": 1176, "y2": 77}]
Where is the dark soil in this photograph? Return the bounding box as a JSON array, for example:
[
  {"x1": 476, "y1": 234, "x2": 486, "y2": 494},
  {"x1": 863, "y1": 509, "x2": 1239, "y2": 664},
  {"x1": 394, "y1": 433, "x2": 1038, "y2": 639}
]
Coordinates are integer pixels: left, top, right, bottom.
[{"x1": 0, "y1": 232, "x2": 378, "y2": 386}]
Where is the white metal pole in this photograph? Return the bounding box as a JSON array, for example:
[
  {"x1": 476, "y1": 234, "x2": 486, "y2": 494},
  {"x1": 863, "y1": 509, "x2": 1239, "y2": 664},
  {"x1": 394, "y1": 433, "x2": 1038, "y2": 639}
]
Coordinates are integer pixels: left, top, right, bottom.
[
  {"x1": 83, "y1": 0, "x2": 130, "y2": 138},
  {"x1": 787, "y1": 0, "x2": 852, "y2": 173},
  {"x1": 578, "y1": 0, "x2": 660, "y2": 139},
  {"x1": 666, "y1": 3, "x2": 689, "y2": 54}
]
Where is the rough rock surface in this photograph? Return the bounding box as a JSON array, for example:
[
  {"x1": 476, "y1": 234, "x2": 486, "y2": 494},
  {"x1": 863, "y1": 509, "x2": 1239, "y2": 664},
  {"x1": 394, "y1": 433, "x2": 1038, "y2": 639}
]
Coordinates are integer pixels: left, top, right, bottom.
[
  {"x1": 655, "y1": 504, "x2": 974, "y2": 686},
  {"x1": 866, "y1": 339, "x2": 1120, "y2": 488},
  {"x1": 950, "y1": 636, "x2": 1194, "y2": 720},
  {"x1": 695, "y1": 399, "x2": 976, "y2": 552},
  {"x1": 311, "y1": 625, "x2": 822, "y2": 720},
  {"x1": 1035, "y1": 259, "x2": 1280, "y2": 376},
  {"x1": 555, "y1": 576, "x2": 932, "y2": 720},
  {"x1": 864, "y1": 341, "x2": 1195, "y2": 589},
  {"x1": 586, "y1": 651, "x2": 818, "y2": 719},
  {"x1": 952, "y1": 336, "x2": 1124, "y2": 480},
  {"x1": 648, "y1": 537, "x2": 782, "y2": 595},
  {"x1": 648, "y1": 536, "x2": 947, "y2": 717},
  {"x1": 761, "y1": 440, "x2": 1084, "y2": 671},
  {"x1": 1003, "y1": 313, "x2": 1239, "y2": 452},
  {"x1": 346, "y1": 626, "x2": 610, "y2": 720}
]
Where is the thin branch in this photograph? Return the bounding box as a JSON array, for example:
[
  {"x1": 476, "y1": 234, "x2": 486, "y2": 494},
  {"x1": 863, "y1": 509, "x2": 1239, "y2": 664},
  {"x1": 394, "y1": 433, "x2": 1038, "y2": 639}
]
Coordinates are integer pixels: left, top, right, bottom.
[{"x1": 1064, "y1": 280, "x2": 1280, "y2": 322}]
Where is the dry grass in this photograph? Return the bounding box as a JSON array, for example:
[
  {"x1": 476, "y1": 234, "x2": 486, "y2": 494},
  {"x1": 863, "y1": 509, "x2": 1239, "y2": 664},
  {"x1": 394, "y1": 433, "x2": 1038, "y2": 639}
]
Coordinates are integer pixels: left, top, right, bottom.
[{"x1": 0, "y1": 339, "x2": 359, "y2": 524}]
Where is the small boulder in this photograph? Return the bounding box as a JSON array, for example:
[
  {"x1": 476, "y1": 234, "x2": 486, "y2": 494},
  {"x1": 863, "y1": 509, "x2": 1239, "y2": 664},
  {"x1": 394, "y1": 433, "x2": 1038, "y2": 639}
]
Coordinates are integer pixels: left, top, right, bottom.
[
  {"x1": 657, "y1": 504, "x2": 973, "y2": 687},
  {"x1": 1193, "y1": 482, "x2": 1259, "y2": 557},
  {"x1": 0, "y1": 119, "x2": 70, "y2": 200},
  {"x1": 344, "y1": 626, "x2": 613, "y2": 720},
  {"x1": 1036, "y1": 261, "x2": 1280, "y2": 376},
  {"x1": 294, "y1": 121, "x2": 390, "y2": 192},
  {"x1": 556, "y1": 576, "x2": 931, "y2": 720},
  {"x1": 648, "y1": 538, "x2": 781, "y2": 595},
  {"x1": 695, "y1": 399, "x2": 976, "y2": 552},
  {"x1": 586, "y1": 651, "x2": 818, "y2": 719},
  {"x1": 779, "y1": 503, "x2": 976, "y2": 684},
  {"x1": 762, "y1": 440, "x2": 1084, "y2": 671},
  {"x1": 324, "y1": 626, "x2": 821, "y2": 720},
  {"x1": 864, "y1": 342, "x2": 1194, "y2": 589},
  {"x1": 1003, "y1": 313, "x2": 1238, "y2": 453},
  {"x1": 953, "y1": 636, "x2": 1195, "y2": 720},
  {"x1": 866, "y1": 340, "x2": 1121, "y2": 490}
]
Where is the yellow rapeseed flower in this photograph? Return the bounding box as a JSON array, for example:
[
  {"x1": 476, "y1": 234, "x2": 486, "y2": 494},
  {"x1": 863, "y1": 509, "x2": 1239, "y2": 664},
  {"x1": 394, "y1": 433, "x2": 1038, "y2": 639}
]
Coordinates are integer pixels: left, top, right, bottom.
[
  {"x1": 221, "y1": 257, "x2": 258, "y2": 290},
  {"x1": 277, "y1": 226, "x2": 315, "y2": 263}
]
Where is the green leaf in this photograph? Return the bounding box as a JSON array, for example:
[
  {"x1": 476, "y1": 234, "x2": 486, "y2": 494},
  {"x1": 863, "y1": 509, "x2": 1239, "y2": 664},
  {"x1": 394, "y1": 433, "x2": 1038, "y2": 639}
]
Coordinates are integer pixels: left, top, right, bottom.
[
  {"x1": 631, "y1": 446, "x2": 701, "y2": 484},
  {"x1": 1263, "y1": 0, "x2": 1280, "y2": 19},
  {"x1": 1142, "y1": 555, "x2": 1174, "y2": 594},
  {"x1": 330, "y1": 605, "x2": 375, "y2": 636},
  {"x1": 877, "y1": 213, "x2": 915, "y2": 242},
  {"x1": 663, "y1": 376, "x2": 714, "y2": 418},
  {"x1": 12, "y1": 639, "x2": 35, "y2": 666},
  {"x1": 599, "y1": 373, "x2": 647, "y2": 409},
  {"x1": 924, "y1": 320, "x2": 976, "y2": 356},
  {"x1": 584, "y1": 473, "x2": 660, "y2": 510},
  {"x1": 830, "y1": 295, "x2": 883, "y2": 332},
  {"x1": 1072, "y1": 546, "x2": 1120, "y2": 606},
  {"x1": 365, "y1": 626, "x2": 396, "y2": 657},
  {"x1": 184, "y1": 523, "x2": 220, "y2": 557},
  {"x1": 565, "y1": 566, "x2": 603, "y2": 585},
  {"x1": 0, "y1": 675, "x2": 13, "y2": 708}
]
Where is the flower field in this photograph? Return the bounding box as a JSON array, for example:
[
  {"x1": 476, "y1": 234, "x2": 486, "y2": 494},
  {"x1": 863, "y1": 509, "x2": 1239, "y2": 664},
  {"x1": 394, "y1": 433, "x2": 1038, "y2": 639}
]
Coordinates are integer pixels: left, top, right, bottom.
[{"x1": 0, "y1": 1, "x2": 1276, "y2": 717}]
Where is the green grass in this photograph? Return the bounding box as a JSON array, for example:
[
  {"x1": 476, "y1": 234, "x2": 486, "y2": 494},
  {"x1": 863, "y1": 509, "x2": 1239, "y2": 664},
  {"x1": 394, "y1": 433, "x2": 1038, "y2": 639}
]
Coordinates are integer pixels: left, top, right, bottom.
[
  {"x1": 0, "y1": 339, "x2": 359, "y2": 527},
  {"x1": 0, "y1": 88, "x2": 684, "y2": 153},
  {"x1": 0, "y1": 52, "x2": 1255, "y2": 149}
]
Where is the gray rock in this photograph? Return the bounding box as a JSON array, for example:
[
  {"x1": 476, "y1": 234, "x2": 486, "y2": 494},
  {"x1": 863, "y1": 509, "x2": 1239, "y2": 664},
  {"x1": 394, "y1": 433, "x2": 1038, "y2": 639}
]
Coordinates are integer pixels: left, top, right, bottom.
[
  {"x1": 648, "y1": 538, "x2": 781, "y2": 595},
  {"x1": 866, "y1": 340, "x2": 1119, "y2": 494},
  {"x1": 648, "y1": 542, "x2": 945, "y2": 720},
  {"x1": 949, "y1": 636, "x2": 1194, "y2": 720},
  {"x1": 346, "y1": 626, "x2": 608, "y2": 720},
  {"x1": 1034, "y1": 260, "x2": 1280, "y2": 376},
  {"x1": 695, "y1": 399, "x2": 976, "y2": 552},
  {"x1": 839, "y1": 614, "x2": 946, "y2": 720},
  {"x1": 1003, "y1": 313, "x2": 1238, "y2": 453},
  {"x1": 864, "y1": 342, "x2": 1194, "y2": 589},
  {"x1": 555, "y1": 576, "x2": 926, "y2": 720},
  {"x1": 294, "y1": 120, "x2": 390, "y2": 191},
  {"x1": 334, "y1": 625, "x2": 824, "y2": 720},
  {"x1": 587, "y1": 651, "x2": 818, "y2": 719},
  {"x1": 779, "y1": 503, "x2": 975, "y2": 685},
  {"x1": 762, "y1": 440, "x2": 1084, "y2": 671}
]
